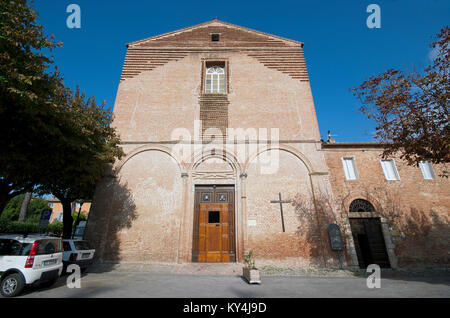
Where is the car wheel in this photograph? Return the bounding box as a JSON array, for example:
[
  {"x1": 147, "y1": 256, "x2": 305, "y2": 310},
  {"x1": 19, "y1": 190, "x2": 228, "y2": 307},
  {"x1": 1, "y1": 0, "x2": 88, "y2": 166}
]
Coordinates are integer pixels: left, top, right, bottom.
[{"x1": 1, "y1": 273, "x2": 25, "y2": 297}]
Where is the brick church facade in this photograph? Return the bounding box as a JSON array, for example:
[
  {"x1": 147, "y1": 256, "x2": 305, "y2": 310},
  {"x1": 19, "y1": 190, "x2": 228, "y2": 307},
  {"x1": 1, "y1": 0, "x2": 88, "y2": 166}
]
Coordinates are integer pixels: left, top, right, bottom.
[{"x1": 84, "y1": 20, "x2": 449, "y2": 269}]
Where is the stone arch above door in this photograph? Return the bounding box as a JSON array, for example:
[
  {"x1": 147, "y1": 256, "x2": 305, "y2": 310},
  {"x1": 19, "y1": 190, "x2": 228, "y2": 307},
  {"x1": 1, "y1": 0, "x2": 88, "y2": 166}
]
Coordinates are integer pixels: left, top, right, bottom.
[
  {"x1": 342, "y1": 192, "x2": 383, "y2": 215},
  {"x1": 189, "y1": 147, "x2": 243, "y2": 183},
  {"x1": 349, "y1": 199, "x2": 376, "y2": 212}
]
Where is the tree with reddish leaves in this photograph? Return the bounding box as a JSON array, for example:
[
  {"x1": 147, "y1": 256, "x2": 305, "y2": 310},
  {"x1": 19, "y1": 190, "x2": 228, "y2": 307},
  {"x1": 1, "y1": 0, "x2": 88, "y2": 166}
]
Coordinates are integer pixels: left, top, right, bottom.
[{"x1": 352, "y1": 27, "x2": 449, "y2": 177}]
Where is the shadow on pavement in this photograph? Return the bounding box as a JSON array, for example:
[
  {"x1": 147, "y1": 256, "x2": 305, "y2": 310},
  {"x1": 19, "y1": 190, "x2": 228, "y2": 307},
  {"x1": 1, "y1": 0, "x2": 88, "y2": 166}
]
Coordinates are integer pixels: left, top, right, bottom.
[{"x1": 17, "y1": 271, "x2": 90, "y2": 297}]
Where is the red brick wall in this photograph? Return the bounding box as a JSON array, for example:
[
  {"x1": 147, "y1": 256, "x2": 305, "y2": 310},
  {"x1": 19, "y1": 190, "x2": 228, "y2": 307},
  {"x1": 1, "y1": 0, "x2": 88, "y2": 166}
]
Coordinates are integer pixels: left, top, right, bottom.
[
  {"x1": 323, "y1": 144, "x2": 450, "y2": 267},
  {"x1": 87, "y1": 21, "x2": 449, "y2": 269}
]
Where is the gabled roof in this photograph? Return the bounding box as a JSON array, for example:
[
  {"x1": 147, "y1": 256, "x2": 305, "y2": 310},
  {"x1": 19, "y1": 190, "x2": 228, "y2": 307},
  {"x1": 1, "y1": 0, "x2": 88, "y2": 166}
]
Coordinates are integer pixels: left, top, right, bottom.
[{"x1": 127, "y1": 19, "x2": 303, "y2": 48}]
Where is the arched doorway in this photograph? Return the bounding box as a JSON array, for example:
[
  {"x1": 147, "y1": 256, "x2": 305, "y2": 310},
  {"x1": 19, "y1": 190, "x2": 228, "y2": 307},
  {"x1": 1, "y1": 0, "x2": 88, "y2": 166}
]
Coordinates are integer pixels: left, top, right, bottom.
[
  {"x1": 190, "y1": 152, "x2": 239, "y2": 263},
  {"x1": 348, "y1": 199, "x2": 391, "y2": 268}
]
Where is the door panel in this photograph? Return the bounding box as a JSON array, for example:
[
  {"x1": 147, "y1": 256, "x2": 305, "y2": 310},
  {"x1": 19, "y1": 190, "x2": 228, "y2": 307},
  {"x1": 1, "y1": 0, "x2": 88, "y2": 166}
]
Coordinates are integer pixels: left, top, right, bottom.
[
  {"x1": 193, "y1": 185, "x2": 235, "y2": 263},
  {"x1": 198, "y1": 203, "x2": 230, "y2": 263}
]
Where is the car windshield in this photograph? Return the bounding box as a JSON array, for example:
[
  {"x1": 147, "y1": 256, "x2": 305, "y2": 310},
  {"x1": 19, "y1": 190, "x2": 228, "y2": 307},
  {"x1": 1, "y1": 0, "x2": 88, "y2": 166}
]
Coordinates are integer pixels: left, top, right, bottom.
[
  {"x1": 73, "y1": 241, "x2": 92, "y2": 250},
  {"x1": 0, "y1": 239, "x2": 32, "y2": 256}
]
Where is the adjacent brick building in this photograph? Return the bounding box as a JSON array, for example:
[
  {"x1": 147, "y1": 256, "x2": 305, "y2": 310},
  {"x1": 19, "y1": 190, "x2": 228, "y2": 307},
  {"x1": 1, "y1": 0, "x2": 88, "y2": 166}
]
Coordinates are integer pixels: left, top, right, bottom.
[
  {"x1": 48, "y1": 197, "x2": 91, "y2": 223},
  {"x1": 84, "y1": 20, "x2": 449, "y2": 269},
  {"x1": 323, "y1": 143, "x2": 449, "y2": 268}
]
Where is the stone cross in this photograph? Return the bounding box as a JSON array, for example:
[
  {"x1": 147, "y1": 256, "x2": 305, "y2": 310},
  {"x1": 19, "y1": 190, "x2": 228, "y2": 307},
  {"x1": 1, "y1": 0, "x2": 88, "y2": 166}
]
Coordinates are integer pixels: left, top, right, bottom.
[{"x1": 270, "y1": 193, "x2": 291, "y2": 232}]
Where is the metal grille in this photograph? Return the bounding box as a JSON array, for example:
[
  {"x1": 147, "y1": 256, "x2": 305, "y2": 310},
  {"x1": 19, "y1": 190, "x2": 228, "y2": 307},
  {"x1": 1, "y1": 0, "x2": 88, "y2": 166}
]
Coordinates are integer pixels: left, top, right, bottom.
[{"x1": 349, "y1": 199, "x2": 375, "y2": 212}]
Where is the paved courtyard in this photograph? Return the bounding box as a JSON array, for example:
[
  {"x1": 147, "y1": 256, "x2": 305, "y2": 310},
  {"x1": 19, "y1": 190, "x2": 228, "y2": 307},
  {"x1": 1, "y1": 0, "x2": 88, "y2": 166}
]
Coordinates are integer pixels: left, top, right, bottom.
[{"x1": 13, "y1": 264, "x2": 450, "y2": 298}]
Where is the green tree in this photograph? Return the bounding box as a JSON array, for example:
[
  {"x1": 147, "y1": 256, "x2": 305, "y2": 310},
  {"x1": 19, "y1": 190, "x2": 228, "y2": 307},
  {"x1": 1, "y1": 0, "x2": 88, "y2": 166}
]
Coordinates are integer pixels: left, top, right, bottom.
[
  {"x1": 0, "y1": 0, "x2": 65, "y2": 213},
  {"x1": 352, "y1": 27, "x2": 449, "y2": 176},
  {"x1": 1, "y1": 194, "x2": 49, "y2": 224},
  {"x1": 38, "y1": 88, "x2": 123, "y2": 238},
  {"x1": 72, "y1": 211, "x2": 87, "y2": 227}
]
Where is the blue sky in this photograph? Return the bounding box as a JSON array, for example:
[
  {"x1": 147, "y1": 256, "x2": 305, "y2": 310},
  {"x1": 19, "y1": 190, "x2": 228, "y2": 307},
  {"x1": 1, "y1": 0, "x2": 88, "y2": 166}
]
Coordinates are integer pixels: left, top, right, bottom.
[{"x1": 34, "y1": 0, "x2": 449, "y2": 142}]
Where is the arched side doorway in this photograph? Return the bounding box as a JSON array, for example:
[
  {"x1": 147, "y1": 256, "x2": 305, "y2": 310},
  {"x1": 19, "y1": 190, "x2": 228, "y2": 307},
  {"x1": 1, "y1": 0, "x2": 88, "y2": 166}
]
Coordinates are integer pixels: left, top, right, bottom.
[{"x1": 348, "y1": 199, "x2": 391, "y2": 269}]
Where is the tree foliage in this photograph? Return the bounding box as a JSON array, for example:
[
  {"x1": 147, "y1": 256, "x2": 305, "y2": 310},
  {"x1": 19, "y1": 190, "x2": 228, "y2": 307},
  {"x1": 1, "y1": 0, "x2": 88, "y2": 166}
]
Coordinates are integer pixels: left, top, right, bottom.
[
  {"x1": 72, "y1": 211, "x2": 87, "y2": 227},
  {"x1": 352, "y1": 27, "x2": 449, "y2": 176},
  {"x1": 37, "y1": 87, "x2": 124, "y2": 238},
  {"x1": 0, "y1": 0, "x2": 65, "y2": 211},
  {"x1": 0, "y1": 1, "x2": 124, "y2": 239},
  {"x1": 1, "y1": 194, "x2": 49, "y2": 223}
]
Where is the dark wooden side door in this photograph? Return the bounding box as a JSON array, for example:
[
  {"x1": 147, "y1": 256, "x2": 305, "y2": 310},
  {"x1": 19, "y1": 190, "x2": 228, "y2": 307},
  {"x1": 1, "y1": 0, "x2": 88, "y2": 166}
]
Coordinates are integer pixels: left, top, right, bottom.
[
  {"x1": 350, "y1": 218, "x2": 391, "y2": 268},
  {"x1": 193, "y1": 185, "x2": 235, "y2": 263}
]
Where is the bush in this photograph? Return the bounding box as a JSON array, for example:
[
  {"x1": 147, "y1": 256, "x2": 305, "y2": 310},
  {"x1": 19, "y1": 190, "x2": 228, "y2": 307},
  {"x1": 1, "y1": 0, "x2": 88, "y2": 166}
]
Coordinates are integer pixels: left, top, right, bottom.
[
  {"x1": 46, "y1": 222, "x2": 63, "y2": 235},
  {"x1": 0, "y1": 219, "x2": 62, "y2": 236},
  {"x1": 72, "y1": 211, "x2": 87, "y2": 227}
]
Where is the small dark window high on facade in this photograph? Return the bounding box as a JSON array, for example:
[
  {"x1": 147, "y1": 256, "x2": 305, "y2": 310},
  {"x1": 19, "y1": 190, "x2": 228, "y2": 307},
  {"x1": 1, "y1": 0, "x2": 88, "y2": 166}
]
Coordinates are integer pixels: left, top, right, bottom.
[{"x1": 211, "y1": 33, "x2": 220, "y2": 42}]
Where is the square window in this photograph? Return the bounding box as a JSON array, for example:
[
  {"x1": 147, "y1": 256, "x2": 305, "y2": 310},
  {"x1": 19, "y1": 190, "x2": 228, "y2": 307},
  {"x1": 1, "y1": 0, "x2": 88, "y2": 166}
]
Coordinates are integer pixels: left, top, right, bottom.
[
  {"x1": 380, "y1": 159, "x2": 400, "y2": 181},
  {"x1": 208, "y1": 211, "x2": 220, "y2": 224},
  {"x1": 211, "y1": 33, "x2": 220, "y2": 42},
  {"x1": 342, "y1": 157, "x2": 359, "y2": 180},
  {"x1": 419, "y1": 161, "x2": 435, "y2": 180}
]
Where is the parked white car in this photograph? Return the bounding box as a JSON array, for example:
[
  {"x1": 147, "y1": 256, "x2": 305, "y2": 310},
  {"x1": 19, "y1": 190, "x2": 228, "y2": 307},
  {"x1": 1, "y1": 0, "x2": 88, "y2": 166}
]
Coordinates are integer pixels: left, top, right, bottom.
[
  {"x1": 0, "y1": 234, "x2": 63, "y2": 297},
  {"x1": 62, "y1": 239, "x2": 95, "y2": 273}
]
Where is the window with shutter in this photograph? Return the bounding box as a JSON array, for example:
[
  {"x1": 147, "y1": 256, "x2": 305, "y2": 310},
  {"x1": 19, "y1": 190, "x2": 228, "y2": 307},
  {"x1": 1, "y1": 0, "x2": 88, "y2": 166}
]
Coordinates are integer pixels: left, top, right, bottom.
[
  {"x1": 380, "y1": 159, "x2": 400, "y2": 181},
  {"x1": 342, "y1": 157, "x2": 359, "y2": 180},
  {"x1": 419, "y1": 161, "x2": 435, "y2": 180}
]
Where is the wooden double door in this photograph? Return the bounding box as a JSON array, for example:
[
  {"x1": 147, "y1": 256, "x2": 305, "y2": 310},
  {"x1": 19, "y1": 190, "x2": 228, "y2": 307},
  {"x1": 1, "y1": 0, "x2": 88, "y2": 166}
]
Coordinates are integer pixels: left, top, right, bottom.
[
  {"x1": 350, "y1": 218, "x2": 391, "y2": 268},
  {"x1": 193, "y1": 185, "x2": 236, "y2": 263}
]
